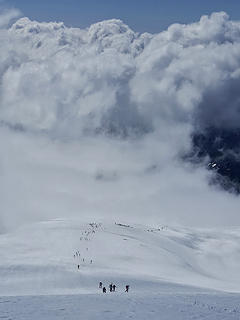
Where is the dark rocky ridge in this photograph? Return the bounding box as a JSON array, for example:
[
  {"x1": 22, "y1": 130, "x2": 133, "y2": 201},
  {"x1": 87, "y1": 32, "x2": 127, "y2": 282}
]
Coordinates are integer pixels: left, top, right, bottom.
[{"x1": 190, "y1": 128, "x2": 240, "y2": 193}]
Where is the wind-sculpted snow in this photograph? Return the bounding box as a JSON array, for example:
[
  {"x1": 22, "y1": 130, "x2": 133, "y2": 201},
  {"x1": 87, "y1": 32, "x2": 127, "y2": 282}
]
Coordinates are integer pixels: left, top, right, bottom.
[
  {"x1": 3, "y1": 293, "x2": 240, "y2": 320},
  {"x1": 1, "y1": 10, "x2": 240, "y2": 228}
]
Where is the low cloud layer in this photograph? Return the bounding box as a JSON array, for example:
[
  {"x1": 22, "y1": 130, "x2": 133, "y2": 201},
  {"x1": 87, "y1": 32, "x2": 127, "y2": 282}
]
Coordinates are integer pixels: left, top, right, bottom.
[{"x1": 1, "y1": 10, "x2": 240, "y2": 230}]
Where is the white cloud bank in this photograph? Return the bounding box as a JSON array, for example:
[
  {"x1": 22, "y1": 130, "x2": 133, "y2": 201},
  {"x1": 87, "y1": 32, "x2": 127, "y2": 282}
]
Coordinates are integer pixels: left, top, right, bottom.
[{"x1": 1, "y1": 11, "x2": 240, "y2": 230}]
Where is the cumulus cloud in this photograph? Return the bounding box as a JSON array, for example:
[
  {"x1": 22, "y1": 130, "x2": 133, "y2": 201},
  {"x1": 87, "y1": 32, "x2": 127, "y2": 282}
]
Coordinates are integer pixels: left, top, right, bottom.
[
  {"x1": 3, "y1": 11, "x2": 240, "y2": 136},
  {"x1": 0, "y1": 7, "x2": 20, "y2": 28},
  {"x1": 1, "y1": 10, "x2": 240, "y2": 230}
]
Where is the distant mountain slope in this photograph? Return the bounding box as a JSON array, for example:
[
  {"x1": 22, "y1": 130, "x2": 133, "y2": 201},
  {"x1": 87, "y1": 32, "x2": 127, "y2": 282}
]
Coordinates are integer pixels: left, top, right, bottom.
[{"x1": 189, "y1": 128, "x2": 240, "y2": 193}]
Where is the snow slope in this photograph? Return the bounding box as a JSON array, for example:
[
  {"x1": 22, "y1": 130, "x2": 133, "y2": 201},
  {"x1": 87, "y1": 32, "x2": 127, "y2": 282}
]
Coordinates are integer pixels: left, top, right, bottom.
[
  {"x1": 2, "y1": 219, "x2": 240, "y2": 319},
  {"x1": 1, "y1": 292, "x2": 240, "y2": 320},
  {"x1": 1, "y1": 219, "x2": 240, "y2": 296}
]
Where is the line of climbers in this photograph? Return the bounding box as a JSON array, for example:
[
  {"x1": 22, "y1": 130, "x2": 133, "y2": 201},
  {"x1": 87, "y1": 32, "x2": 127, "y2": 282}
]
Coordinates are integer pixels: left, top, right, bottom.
[
  {"x1": 77, "y1": 259, "x2": 93, "y2": 269},
  {"x1": 99, "y1": 282, "x2": 129, "y2": 293}
]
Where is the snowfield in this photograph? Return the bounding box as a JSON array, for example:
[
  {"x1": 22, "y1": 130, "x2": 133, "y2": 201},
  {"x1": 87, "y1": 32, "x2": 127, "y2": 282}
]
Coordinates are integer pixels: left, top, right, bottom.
[
  {"x1": 1, "y1": 219, "x2": 240, "y2": 319},
  {"x1": 2, "y1": 292, "x2": 240, "y2": 320}
]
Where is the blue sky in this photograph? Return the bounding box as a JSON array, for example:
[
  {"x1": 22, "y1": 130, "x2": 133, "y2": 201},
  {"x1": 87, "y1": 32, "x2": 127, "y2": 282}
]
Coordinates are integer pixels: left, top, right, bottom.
[{"x1": 5, "y1": 0, "x2": 240, "y2": 32}]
